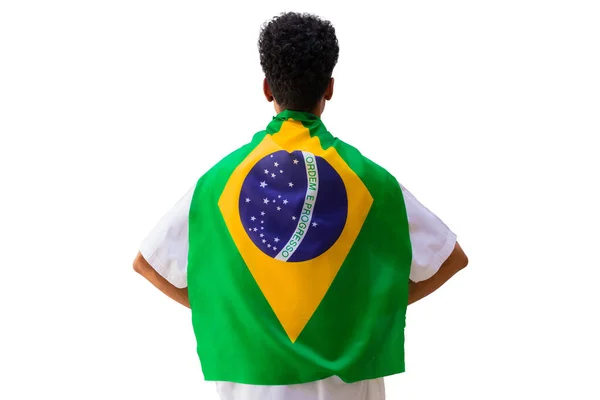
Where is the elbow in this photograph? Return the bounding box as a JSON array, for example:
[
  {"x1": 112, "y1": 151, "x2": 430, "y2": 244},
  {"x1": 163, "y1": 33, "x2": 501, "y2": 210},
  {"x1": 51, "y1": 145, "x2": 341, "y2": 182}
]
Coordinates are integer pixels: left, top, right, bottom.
[
  {"x1": 454, "y1": 242, "x2": 469, "y2": 272},
  {"x1": 458, "y1": 250, "x2": 469, "y2": 271},
  {"x1": 461, "y1": 254, "x2": 469, "y2": 270},
  {"x1": 132, "y1": 253, "x2": 145, "y2": 274}
]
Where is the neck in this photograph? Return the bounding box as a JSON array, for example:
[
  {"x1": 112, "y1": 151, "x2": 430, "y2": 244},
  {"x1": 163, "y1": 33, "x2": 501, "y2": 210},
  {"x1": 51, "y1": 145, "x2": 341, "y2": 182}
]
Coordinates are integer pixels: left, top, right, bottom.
[{"x1": 274, "y1": 102, "x2": 324, "y2": 118}]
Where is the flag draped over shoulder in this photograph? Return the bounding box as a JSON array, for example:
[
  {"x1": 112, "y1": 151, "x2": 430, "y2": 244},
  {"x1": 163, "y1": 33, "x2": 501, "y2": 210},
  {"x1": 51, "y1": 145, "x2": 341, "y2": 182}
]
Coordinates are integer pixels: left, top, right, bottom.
[{"x1": 187, "y1": 110, "x2": 412, "y2": 385}]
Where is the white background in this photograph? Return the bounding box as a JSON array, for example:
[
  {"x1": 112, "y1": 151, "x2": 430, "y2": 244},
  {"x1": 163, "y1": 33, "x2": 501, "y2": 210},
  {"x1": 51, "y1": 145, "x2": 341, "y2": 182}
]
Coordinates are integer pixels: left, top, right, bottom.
[{"x1": 1, "y1": 1, "x2": 599, "y2": 399}]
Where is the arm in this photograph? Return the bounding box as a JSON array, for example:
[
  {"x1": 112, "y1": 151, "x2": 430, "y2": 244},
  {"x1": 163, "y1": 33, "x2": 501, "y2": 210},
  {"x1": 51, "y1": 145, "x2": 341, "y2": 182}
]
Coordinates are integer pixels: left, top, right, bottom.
[
  {"x1": 408, "y1": 242, "x2": 468, "y2": 305},
  {"x1": 133, "y1": 252, "x2": 190, "y2": 308}
]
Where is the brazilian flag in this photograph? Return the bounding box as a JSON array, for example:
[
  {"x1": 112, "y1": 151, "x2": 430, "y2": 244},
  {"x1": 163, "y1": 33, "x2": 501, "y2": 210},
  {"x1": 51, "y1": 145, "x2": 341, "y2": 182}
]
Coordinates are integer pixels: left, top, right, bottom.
[{"x1": 187, "y1": 110, "x2": 412, "y2": 385}]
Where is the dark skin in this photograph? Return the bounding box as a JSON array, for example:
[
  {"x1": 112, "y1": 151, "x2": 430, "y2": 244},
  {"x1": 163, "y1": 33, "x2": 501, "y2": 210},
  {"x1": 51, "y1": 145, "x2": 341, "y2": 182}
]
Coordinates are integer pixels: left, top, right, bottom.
[
  {"x1": 134, "y1": 79, "x2": 469, "y2": 306},
  {"x1": 263, "y1": 77, "x2": 334, "y2": 117},
  {"x1": 133, "y1": 252, "x2": 190, "y2": 308},
  {"x1": 408, "y1": 243, "x2": 468, "y2": 304}
]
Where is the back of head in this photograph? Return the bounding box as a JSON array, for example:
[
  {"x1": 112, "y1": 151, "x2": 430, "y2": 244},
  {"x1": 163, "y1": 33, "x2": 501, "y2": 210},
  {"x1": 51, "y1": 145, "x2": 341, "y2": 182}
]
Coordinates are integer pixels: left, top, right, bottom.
[{"x1": 258, "y1": 12, "x2": 339, "y2": 113}]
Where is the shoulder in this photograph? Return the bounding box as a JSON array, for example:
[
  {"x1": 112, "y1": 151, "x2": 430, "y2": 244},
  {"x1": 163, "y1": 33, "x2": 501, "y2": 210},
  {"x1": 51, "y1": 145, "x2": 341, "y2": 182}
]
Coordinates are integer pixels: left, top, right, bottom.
[
  {"x1": 333, "y1": 137, "x2": 400, "y2": 196},
  {"x1": 194, "y1": 131, "x2": 268, "y2": 189}
]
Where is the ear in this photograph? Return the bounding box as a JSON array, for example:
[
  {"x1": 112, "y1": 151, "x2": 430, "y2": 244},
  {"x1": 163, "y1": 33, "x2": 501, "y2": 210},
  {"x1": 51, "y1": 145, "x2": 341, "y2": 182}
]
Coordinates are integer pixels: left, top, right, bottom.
[
  {"x1": 263, "y1": 78, "x2": 274, "y2": 102},
  {"x1": 324, "y1": 77, "x2": 334, "y2": 101}
]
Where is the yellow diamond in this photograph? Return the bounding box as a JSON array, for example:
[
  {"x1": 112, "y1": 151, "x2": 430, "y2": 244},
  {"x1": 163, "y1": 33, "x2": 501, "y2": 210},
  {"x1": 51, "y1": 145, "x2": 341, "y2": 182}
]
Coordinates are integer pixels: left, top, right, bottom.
[{"x1": 218, "y1": 120, "x2": 373, "y2": 342}]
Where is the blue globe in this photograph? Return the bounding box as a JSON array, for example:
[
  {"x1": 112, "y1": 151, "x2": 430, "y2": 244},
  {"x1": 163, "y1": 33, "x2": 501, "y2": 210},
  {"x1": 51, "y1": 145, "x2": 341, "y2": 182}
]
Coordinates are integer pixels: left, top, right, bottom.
[{"x1": 239, "y1": 150, "x2": 348, "y2": 262}]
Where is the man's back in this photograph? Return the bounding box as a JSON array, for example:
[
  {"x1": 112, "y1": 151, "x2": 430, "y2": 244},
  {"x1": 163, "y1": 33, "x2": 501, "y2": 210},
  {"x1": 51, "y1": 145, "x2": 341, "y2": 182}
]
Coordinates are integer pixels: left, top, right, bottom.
[
  {"x1": 135, "y1": 111, "x2": 462, "y2": 399},
  {"x1": 133, "y1": 11, "x2": 467, "y2": 400},
  {"x1": 186, "y1": 111, "x2": 411, "y2": 384}
]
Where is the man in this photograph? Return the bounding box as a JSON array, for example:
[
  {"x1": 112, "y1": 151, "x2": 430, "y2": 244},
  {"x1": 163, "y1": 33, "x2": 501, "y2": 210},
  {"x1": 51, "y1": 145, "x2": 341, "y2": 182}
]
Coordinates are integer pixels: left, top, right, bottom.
[{"x1": 133, "y1": 11, "x2": 468, "y2": 400}]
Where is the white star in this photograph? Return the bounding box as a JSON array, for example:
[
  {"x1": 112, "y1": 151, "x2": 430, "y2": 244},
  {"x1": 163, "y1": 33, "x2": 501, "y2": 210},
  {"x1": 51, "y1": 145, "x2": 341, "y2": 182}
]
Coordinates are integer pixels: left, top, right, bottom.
[
  {"x1": 277, "y1": 206, "x2": 281, "y2": 211},
  {"x1": 278, "y1": 195, "x2": 281, "y2": 198},
  {"x1": 270, "y1": 154, "x2": 274, "y2": 158},
  {"x1": 274, "y1": 161, "x2": 279, "y2": 167},
  {"x1": 253, "y1": 228, "x2": 258, "y2": 232},
  {"x1": 262, "y1": 239, "x2": 266, "y2": 243},
  {"x1": 271, "y1": 173, "x2": 276, "y2": 178},
  {"x1": 261, "y1": 227, "x2": 264, "y2": 230},
  {"x1": 261, "y1": 211, "x2": 265, "y2": 216},
  {"x1": 273, "y1": 247, "x2": 278, "y2": 251},
  {"x1": 264, "y1": 169, "x2": 269, "y2": 174},
  {"x1": 292, "y1": 216, "x2": 296, "y2": 220},
  {"x1": 274, "y1": 237, "x2": 280, "y2": 243},
  {"x1": 248, "y1": 228, "x2": 252, "y2": 231},
  {"x1": 280, "y1": 169, "x2": 284, "y2": 173},
  {"x1": 263, "y1": 198, "x2": 269, "y2": 204},
  {"x1": 260, "y1": 233, "x2": 264, "y2": 238},
  {"x1": 288, "y1": 182, "x2": 294, "y2": 187},
  {"x1": 312, "y1": 222, "x2": 318, "y2": 227},
  {"x1": 267, "y1": 244, "x2": 271, "y2": 248},
  {"x1": 283, "y1": 199, "x2": 288, "y2": 205},
  {"x1": 245, "y1": 197, "x2": 251, "y2": 203},
  {"x1": 293, "y1": 159, "x2": 299, "y2": 164},
  {"x1": 260, "y1": 181, "x2": 267, "y2": 188},
  {"x1": 250, "y1": 216, "x2": 256, "y2": 221},
  {"x1": 261, "y1": 220, "x2": 264, "y2": 224}
]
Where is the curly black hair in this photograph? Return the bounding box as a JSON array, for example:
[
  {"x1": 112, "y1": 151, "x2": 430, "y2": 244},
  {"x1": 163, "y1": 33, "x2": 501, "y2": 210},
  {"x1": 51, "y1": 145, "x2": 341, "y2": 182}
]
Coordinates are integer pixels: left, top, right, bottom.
[{"x1": 258, "y1": 12, "x2": 339, "y2": 113}]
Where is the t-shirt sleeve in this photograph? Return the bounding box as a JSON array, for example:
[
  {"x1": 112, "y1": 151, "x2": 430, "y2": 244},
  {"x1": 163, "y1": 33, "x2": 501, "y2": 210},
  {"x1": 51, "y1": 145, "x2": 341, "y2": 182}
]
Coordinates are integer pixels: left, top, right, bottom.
[
  {"x1": 139, "y1": 186, "x2": 194, "y2": 289},
  {"x1": 401, "y1": 185, "x2": 457, "y2": 283}
]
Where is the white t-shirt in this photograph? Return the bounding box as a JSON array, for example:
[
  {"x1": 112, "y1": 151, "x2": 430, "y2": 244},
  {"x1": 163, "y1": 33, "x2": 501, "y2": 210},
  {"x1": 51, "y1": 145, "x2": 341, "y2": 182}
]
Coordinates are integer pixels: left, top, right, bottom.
[{"x1": 140, "y1": 183, "x2": 456, "y2": 400}]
